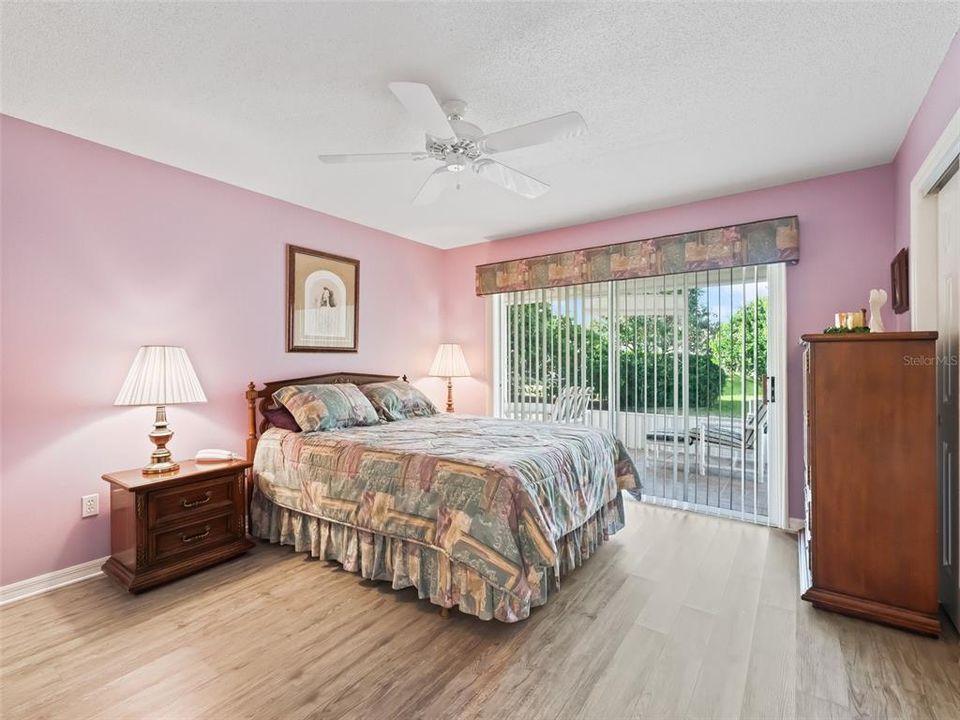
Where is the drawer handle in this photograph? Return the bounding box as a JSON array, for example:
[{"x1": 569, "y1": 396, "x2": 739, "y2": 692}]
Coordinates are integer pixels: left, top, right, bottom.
[
  {"x1": 180, "y1": 492, "x2": 212, "y2": 509},
  {"x1": 180, "y1": 525, "x2": 211, "y2": 544}
]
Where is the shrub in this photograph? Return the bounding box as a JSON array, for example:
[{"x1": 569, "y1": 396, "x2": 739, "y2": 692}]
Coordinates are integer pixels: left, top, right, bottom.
[{"x1": 619, "y1": 351, "x2": 725, "y2": 410}]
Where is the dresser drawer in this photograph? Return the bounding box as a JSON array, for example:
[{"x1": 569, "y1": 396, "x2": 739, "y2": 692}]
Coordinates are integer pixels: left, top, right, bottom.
[
  {"x1": 148, "y1": 475, "x2": 239, "y2": 528},
  {"x1": 148, "y1": 513, "x2": 240, "y2": 564}
]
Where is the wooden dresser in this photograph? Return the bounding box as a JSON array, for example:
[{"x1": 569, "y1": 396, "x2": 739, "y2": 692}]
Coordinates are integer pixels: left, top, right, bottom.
[
  {"x1": 799, "y1": 332, "x2": 940, "y2": 636},
  {"x1": 101, "y1": 459, "x2": 253, "y2": 592}
]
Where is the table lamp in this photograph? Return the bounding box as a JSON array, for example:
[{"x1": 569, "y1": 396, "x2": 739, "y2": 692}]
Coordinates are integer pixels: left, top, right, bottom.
[
  {"x1": 114, "y1": 346, "x2": 207, "y2": 474},
  {"x1": 429, "y1": 343, "x2": 470, "y2": 413}
]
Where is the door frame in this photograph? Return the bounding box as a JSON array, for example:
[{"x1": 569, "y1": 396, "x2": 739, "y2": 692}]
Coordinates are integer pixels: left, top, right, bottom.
[
  {"x1": 489, "y1": 294, "x2": 503, "y2": 417},
  {"x1": 766, "y1": 263, "x2": 789, "y2": 529},
  {"x1": 910, "y1": 105, "x2": 960, "y2": 627}
]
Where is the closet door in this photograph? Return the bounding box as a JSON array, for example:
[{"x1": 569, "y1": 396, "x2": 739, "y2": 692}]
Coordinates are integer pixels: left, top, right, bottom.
[{"x1": 937, "y1": 171, "x2": 959, "y2": 628}]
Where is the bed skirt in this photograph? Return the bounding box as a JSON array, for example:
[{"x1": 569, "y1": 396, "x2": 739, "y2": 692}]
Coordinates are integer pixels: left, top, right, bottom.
[{"x1": 249, "y1": 485, "x2": 625, "y2": 622}]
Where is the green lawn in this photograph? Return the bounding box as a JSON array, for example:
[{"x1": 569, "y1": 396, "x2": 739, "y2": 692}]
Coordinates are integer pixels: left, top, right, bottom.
[
  {"x1": 618, "y1": 374, "x2": 761, "y2": 419},
  {"x1": 706, "y1": 374, "x2": 759, "y2": 417}
]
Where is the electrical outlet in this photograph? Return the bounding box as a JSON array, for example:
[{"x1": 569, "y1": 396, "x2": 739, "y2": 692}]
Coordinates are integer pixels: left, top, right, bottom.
[{"x1": 81, "y1": 494, "x2": 99, "y2": 518}]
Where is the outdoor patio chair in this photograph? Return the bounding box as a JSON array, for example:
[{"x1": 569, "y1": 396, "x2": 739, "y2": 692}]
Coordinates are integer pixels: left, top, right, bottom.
[
  {"x1": 644, "y1": 427, "x2": 696, "y2": 464},
  {"x1": 550, "y1": 386, "x2": 591, "y2": 423},
  {"x1": 689, "y1": 400, "x2": 768, "y2": 476}
]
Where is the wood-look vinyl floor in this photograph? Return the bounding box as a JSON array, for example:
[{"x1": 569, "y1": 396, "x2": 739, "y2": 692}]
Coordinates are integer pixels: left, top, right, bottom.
[{"x1": 2, "y1": 501, "x2": 958, "y2": 720}]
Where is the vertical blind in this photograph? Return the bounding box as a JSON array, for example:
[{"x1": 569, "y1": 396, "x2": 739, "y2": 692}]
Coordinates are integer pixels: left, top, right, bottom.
[{"x1": 497, "y1": 266, "x2": 771, "y2": 524}]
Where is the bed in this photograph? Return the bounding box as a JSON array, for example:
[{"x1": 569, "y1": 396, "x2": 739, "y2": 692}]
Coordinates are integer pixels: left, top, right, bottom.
[{"x1": 244, "y1": 372, "x2": 641, "y2": 622}]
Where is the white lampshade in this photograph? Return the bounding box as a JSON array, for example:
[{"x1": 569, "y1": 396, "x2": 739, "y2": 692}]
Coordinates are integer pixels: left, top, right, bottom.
[
  {"x1": 429, "y1": 343, "x2": 471, "y2": 378},
  {"x1": 114, "y1": 346, "x2": 207, "y2": 406}
]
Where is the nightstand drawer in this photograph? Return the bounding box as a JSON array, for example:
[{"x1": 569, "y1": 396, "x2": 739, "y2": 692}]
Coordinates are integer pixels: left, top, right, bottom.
[
  {"x1": 149, "y1": 513, "x2": 240, "y2": 564},
  {"x1": 148, "y1": 474, "x2": 239, "y2": 528},
  {"x1": 102, "y1": 459, "x2": 253, "y2": 593}
]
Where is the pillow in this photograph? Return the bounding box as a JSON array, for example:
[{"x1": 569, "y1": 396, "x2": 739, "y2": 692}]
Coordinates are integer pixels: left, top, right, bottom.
[
  {"x1": 360, "y1": 380, "x2": 437, "y2": 421},
  {"x1": 272, "y1": 383, "x2": 379, "y2": 432},
  {"x1": 262, "y1": 405, "x2": 301, "y2": 432}
]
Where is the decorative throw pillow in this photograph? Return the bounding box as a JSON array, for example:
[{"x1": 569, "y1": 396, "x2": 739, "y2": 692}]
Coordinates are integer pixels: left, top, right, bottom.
[
  {"x1": 360, "y1": 380, "x2": 437, "y2": 422},
  {"x1": 272, "y1": 383, "x2": 379, "y2": 432},
  {"x1": 262, "y1": 405, "x2": 302, "y2": 432}
]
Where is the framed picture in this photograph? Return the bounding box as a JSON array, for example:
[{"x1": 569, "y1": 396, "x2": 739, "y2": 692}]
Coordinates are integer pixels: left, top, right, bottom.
[
  {"x1": 287, "y1": 245, "x2": 359, "y2": 352},
  {"x1": 891, "y1": 248, "x2": 909, "y2": 315}
]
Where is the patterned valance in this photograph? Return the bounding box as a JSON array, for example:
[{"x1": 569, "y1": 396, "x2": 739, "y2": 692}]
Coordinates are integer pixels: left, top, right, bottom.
[{"x1": 475, "y1": 215, "x2": 799, "y2": 296}]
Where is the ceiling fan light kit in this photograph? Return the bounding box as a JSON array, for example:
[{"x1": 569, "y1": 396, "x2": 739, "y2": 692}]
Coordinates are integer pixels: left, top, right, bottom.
[{"x1": 318, "y1": 81, "x2": 586, "y2": 204}]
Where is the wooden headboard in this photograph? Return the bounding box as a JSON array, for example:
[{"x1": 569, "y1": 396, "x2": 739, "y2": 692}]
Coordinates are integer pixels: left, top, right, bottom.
[{"x1": 245, "y1": 372, "x2": 405, "y2": 461}]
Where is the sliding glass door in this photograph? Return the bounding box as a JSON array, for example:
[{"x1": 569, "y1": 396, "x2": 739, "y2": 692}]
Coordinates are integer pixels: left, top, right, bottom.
[{"x1": 494, "y1": 264, "x2": 786, "y2": 526}]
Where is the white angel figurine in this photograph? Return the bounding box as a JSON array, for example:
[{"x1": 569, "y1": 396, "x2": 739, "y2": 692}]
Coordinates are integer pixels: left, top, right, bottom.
[{"x1": 869, "y1": 288, "x2": 887, "y2": 332}]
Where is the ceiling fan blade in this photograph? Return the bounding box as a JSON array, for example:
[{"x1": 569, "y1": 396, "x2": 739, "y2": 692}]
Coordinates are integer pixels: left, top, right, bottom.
[
  {"x1": 412, "y1": 167, "x2": 455, "y2": 205},
  {"x1": 388, "y1": 82, "x2": 456, "y2": 141},
  {"x1": 477, "y1": 111, "x2": 586, "y2": 154},
  {"x1": 472, "y1": 159, "x2": 549, "y2": 199},
  {"x1": 318, "y1": 152, "x2": 430, "y2": 164}
]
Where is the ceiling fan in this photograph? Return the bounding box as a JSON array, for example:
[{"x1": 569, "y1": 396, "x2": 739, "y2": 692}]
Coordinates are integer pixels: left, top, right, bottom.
[{"x1": 318, "y1": 82, "x2": 587, "y2": 205}]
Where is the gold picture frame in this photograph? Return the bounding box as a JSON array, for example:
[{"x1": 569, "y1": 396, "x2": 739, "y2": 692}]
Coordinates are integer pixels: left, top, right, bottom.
[{"x1": 286, "y1": 245, "x2": 359, "y2": 352}]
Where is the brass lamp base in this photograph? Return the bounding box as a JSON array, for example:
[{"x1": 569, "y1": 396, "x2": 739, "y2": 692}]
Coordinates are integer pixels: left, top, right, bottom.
[
  {"x1": 445, "y1": 377, "x2": 454, "y2": 413},
  {"x1": 143, "y1": 405, "x2": 180, "y2": 475},
  {"x1": 143, "y1": 461, "x2": 180, "y2": 475}
]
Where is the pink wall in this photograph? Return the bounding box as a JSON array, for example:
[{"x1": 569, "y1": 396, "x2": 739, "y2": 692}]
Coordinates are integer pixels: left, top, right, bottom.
[
  {"x1": 0, "y1": 116, "x2": 446, "y2": 585},
  {"x1": 440, "y1": 165, "x2": 897, "y2": 519},
  {"x1": 3, "y1": 33, "x2": 957, "y2": 584},
  {"x1": 892, "y1": 32, "x2": 960, "y2": 330}
]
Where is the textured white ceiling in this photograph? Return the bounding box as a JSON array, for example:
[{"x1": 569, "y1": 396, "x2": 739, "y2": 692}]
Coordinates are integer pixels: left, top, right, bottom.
[{"x1": 2, "y1": 2, "x2": 958, "y2": 248}]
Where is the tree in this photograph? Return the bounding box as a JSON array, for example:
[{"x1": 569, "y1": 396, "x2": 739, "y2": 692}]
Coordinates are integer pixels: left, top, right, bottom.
[
  {"x1": 615, "y1": 287, "x2": 723, "y2": 409},
  {"x1": 505, "y1": 302, "x2": 602, "y2": 401},
  {"x1": 504, "y1": 288, "x2": 726, "y2": 410},
  {"x1": 709, "y1": 298, "x2": 767, "y2": 379}
]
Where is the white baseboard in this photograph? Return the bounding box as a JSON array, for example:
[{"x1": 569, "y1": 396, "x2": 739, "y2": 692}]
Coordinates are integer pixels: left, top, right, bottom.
[
  {"x1": 0, "y1": 557, "x2": 107, "y2": 606},
  {"x1": 787, "y1": 516, "x2": 805, "y2": 533}
]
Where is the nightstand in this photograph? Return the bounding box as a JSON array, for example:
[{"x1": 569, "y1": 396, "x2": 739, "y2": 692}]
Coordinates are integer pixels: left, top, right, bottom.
[{"x1": 101, "y1": 459, "x2": 254, "y2": 592}]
